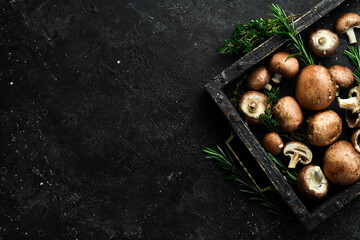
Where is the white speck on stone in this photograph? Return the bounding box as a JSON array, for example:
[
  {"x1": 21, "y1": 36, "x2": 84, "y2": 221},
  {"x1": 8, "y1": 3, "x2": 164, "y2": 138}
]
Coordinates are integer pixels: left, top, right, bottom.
[
  {"x1": 10, "y1": 82, "x2": 13, "y2": 85},
  {"x1": 117, "y1": 60, "x2": 121, "y2": 64}
]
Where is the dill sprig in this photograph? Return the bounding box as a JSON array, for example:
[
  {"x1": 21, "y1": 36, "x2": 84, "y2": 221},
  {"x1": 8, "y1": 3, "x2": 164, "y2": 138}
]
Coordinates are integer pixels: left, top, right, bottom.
[
  {"x1": 269, "y1": 4, "x2": 314, "y2": 66},
  {"x1": 203, "y1": 146, "x2": 289, "y2": 217},
  {"x1": 344, "y1": 45, "x2": 360, "y2": 85},
  {"x1": 220, "y1": 16, "x2": 297, "y2": 56},
  {"x1": 267, "y1": 152, "x2": 297, "y2": 184}
]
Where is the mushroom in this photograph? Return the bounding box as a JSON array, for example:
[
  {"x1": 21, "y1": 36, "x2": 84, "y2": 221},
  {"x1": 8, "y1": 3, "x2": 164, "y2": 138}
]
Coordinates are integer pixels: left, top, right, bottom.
[
  {"x1": 351, "y1": 129, "x2": 360, "y2": 153},
  {"x1": 238, "y1": 91, "x2": 269, "y2": 125},
  {"x1": 272, "y1": 96, "x2": 303, "y2": 132},
  {"x1": 338, "y1": 86, "x2": 360, "y2": 128},
  {"x1": 246, "y1": 65, "x2": 272, "y2": 91},
  {"x1": 295, "y1": 65, "x2": 336, "y2": 111},
  {"x1": 268, "y1": 52, "x2": 299, "y2": 84},
  {"x1": 262, "y1": 132, "x2": 284, "y2": 156},
  {"x1": 283, "y1": 142, "x2": 312, "y2": 169},
  {"x1": 329, "y1": 65, "x2": 354, "y2": 96},
  {"x1": 334, "y1": 13, "x2": 360, "y2": 44},
  {"x1": 323, "y1": 141, "x2": 360, "y2": 186},
  {"x1": 297, "y1": 165, "x2": 329, "y2": 200},
  {"x1": 307, "y1": 110, "x2": 342, "y2": 147},
  {"x1": 308, "y1": 28, "x2": 339, "y2": 57}
]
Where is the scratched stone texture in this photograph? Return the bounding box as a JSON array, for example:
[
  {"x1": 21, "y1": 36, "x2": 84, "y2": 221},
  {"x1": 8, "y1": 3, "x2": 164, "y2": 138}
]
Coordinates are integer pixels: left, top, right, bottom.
[{"x1": 2, "y1": 0, "x2": 360, "y2": 239}]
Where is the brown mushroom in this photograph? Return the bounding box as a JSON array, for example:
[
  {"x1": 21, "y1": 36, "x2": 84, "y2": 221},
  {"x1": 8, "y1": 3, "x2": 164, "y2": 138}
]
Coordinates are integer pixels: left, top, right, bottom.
[
  {"x1": 295, "y1": 65, "x2": 336, "y2": 111},
  {"x1": 272, "y1": 96, "x2": 303, "y2": 132},
  {"x1": 246, "y1": 65, "x2": 272, "y2": 91},
  {"x1": 297, "y1": 165, "x2": 329, "y2": 200},
  {"x1": 307, "y1": 110, "x2": 342, "y2": 147},
  {"x1": 262, "y1": 132, "x2": 284, "y2": 156},
  {"x1": 351, "y1": 129, "x2": 360, "y2": 153},
  {"x1": 283, "y1": 142, "x2": 312, "y2": 169},
  {"x1": 238, "y1": 91, "x2": 269, "y2": 125},
  {"x1": 323, "y1": 141, "x2": 360, "y2": 186},
  {"x1": 338, "y1": 86, "x2": 360, "y2": 128},
  {"x1": 334, "y1": 13, "x2": 360, "y2": 44},
  {"x1": 308, "y1": 29, "x2": 339, "y2": 57},
  {"x1": 268, "y1": 52, "x2": 299, "y2": 84},
  {"x1": 329, "y1": 65, "x2": 354, "y2": 96}
]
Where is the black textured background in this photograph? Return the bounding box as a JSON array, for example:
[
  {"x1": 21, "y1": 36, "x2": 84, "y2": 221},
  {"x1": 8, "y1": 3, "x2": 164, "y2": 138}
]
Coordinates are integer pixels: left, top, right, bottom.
[{"x1": 2, "y1": 0, "x2": 360, "y2": 239}]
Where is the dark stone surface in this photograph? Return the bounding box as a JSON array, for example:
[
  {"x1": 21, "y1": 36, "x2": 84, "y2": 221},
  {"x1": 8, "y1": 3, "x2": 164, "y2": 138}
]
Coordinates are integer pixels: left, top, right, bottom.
[{"x1": 2, "y1": 0, "x2": 360, "y2": 239}]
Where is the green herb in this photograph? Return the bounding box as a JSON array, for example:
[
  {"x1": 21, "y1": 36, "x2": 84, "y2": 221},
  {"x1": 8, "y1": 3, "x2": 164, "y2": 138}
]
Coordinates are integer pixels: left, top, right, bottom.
[
  {"x1": 229, "y1": 78, "x2": 245, "y2": 106},
  {"x1": 220, "y1": 16, "x2": 297, "y2": 56},
  {"x1": 203, "y1": 146, "x2": 290, "y2": 218},
  {"x1": 269, "y1": 4, "x2": 314, "y2": 66},
  {"x1": 344, "y1": 45, "x2": 360, "y2": 85},
  {"x1": 267, "y1": 152, "x2": 297, "y2": 184}
]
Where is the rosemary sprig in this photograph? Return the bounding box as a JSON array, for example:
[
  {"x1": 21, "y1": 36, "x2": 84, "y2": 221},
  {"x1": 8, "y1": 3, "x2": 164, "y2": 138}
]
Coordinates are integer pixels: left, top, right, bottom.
[
  {"x1": 220, "y1": 16, "x2": 297, "y2": 56},
  {"x1": 344, "y1": 45, "x2": 360, "y2": 85},
  {"x1": 267, "y1": 152, "x2": 297, "y2": 184},
  {"x1": 203, "y1": 146, "x2": 288, "y2": 217},
  {"x1": 269, "y1": 4, "x2": 314, "y2": 66}
]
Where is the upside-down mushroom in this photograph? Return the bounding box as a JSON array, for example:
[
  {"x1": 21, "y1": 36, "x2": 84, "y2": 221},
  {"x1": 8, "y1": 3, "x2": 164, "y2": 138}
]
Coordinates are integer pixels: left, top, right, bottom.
[
  {"x1": 283, "y1": 142, "x2": 313, "y2": 169},
  {"x1": 308, "y1": 28, "x2": 339, "y2": 57},
  {"x1": 297, "y1": 165, "x2": 329, "y2": 200},
  {"x1": 238, "y1": 91, "x2": 269, "y2": 125},
  {"x1": 351, "y1": 129, "x2": 360, "y2": 153}
]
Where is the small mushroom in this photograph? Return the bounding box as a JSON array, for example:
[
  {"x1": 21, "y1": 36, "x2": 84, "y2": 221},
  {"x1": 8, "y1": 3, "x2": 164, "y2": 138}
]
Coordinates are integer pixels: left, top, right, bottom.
[
  {"x1": 308, "y1": 28, "x2": 339, "y2": 57},
  {"x1": 307, "y1": 110, "x2": 342, "y2": 147},
  {"x1": 295, "y1": 65, "x2": 336, "y2": 111},
  {"x1": 268, "y1": 52, "x2": 299, "y2": 84},
  {"x1": 334, "y1": 13, "x2": 360, "y2": 44},
  {"x1": 323, "y1": 141, "x2": 360, "y2": 186},
  {"x1": 272, "y1": 96, "x2": 303, "y2": 132},
  {"x1": 338, "y1": 86, "x2": 360, "y2": 128},
  {"x1": 297, "y1": 165, "x2": 329, "y2": 200},
  {"x1": 262, "y1": 132, "x2": 284, "y2": 156},
  {"x1": 351, "y1": 129, "x2": 360, "y2": 153},
  {"x1": 238, "y1": 91, "x2": 269, "y2": 125},
  {"x1": 329, "y1": 65, "x2": 354, "y2": 96},
  {"x1": 246, "y1": 65, "x2": 272, "y2": 91},
  {"x1": 283, "y1": 142, "x2": 313, "y2": 169}
]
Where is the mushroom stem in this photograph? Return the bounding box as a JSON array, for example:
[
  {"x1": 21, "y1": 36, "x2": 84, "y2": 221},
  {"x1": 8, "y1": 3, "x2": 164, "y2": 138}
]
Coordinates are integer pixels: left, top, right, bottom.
[
  {"x1": 288, "y1": 152, "x2": 300, "y2": 169},
  {"x1": 335, "y1": 85, "x2": 340, "y2": 96},
  {"x1": 263, "y1": 83, "x2": 272, "y2": 91},
  {"x1": 346, "y1": 28, "x2": 357, "y2": 44},
  {"x1": 338, "y1": 96, "x2": 360, "y2": 112},
  {"x1": 313, "y1": 166, "x2": 323, "y2": 185},
  {"x1": 247, "y1": 100, "x2": 259, "y2": 113},
  {"x1": 271, "y1": 73, "x2": 283, "y2": 84},
  {"x1": 318, "y1": 37, "x2": 327, "y2": 45}
]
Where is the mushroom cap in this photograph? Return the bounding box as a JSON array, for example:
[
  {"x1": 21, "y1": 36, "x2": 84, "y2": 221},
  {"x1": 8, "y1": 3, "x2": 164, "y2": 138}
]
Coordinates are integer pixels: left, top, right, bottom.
[
  {"x1": 284, "y1": 141, "x2": 313, "y2": 168},
  {"x1": 323, "y1": 141, "x2": 360, "y2": 186},
  {"x1": 238, "y1": 91, "x2": 269, "y2": 125},
  {"x1": 308, "y1": 28, "x2": 339, "y2": 57},
  {"x1": 246, "y1": 65, "x2": 272, "y2": 90},
  {"x1": 307, "y1": 110, "x2": 342, "y2": 147},
  {"x1": 334, "y1": 13, "x2": 360, "y2": 34},
  {"x1": 268, "y1": 52, "x2": 299, "y2": 79},
  {"x1": 295, "y1": 65, "x2": 336, "y2": 111},
  {"x1": 297, "y1": 165, "x2": 329, "y2": 200},
  {"x1": 272, "y1": 96, "x2": 303, "y2": 132},
  {"x1": 351, "y1": 129, "x2": 360, "y2": 153},
  {"x1": 262, "y1": 132, "x2": 284, "y2": 156},
  {"x1": 329, "y1": 65, "x2": 354, "y2": 89}
]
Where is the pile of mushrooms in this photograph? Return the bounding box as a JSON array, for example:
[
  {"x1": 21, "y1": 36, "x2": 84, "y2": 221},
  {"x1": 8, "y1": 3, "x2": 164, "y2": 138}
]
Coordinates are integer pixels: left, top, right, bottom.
[{"x1": 236, "y1": 11, "x2": 360, "y2": 202}]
